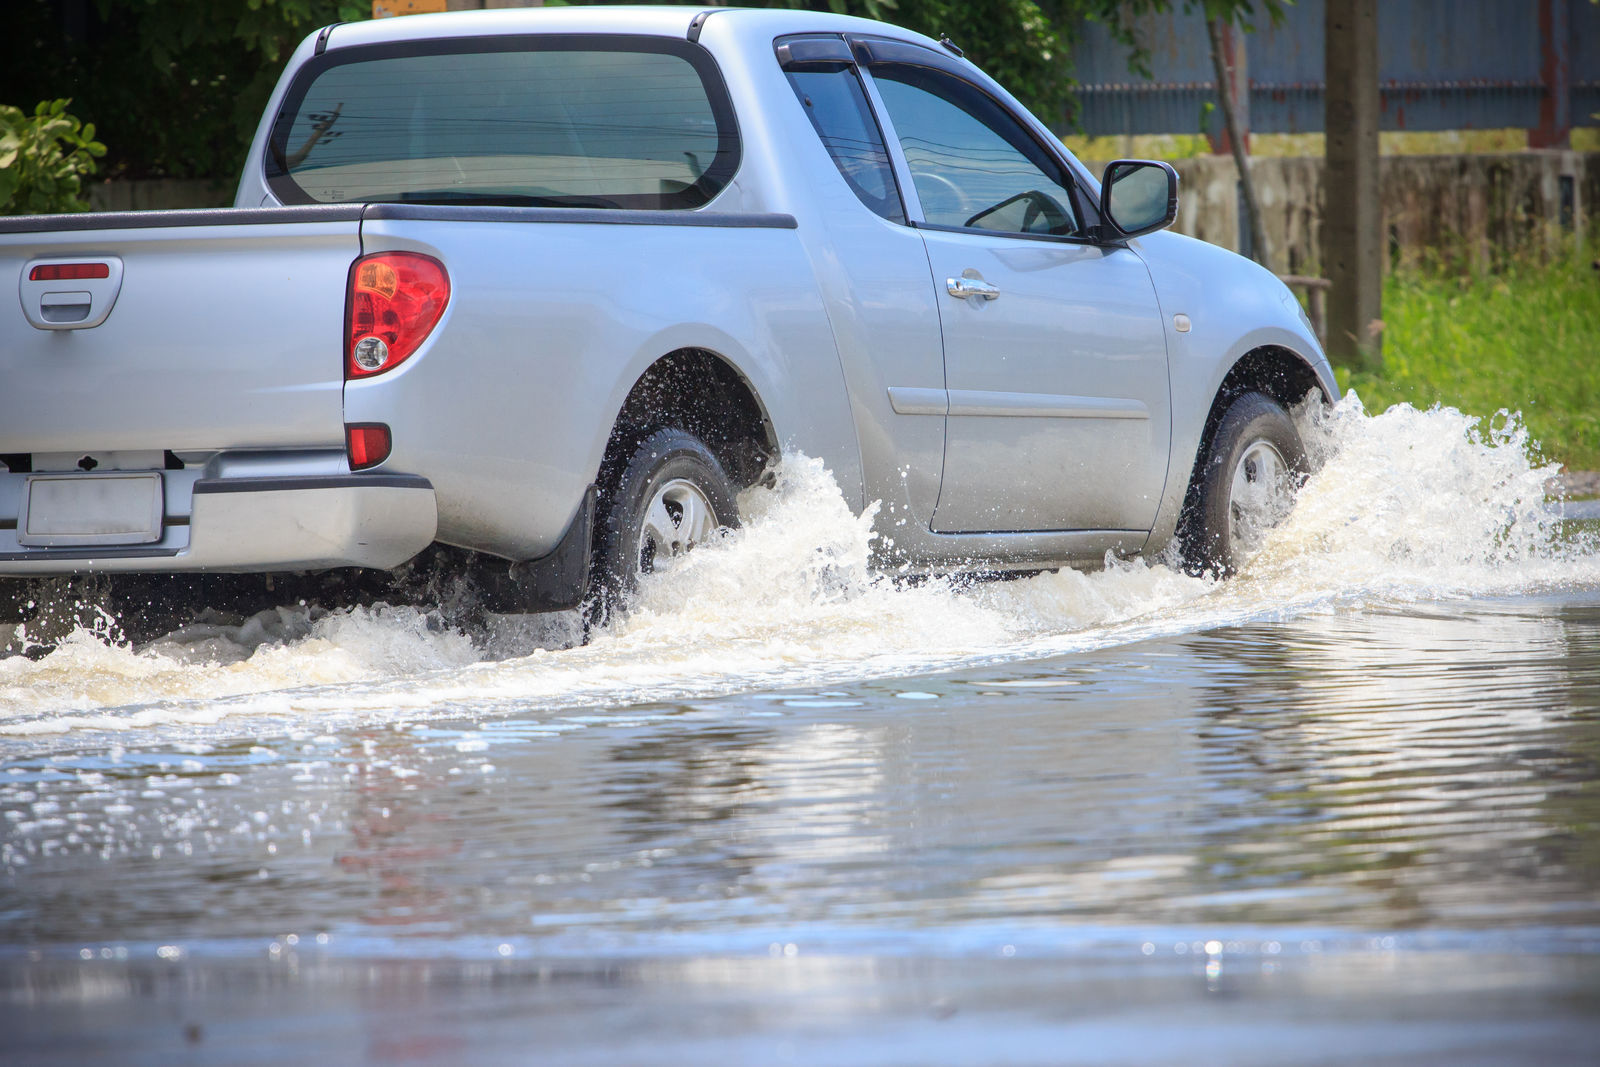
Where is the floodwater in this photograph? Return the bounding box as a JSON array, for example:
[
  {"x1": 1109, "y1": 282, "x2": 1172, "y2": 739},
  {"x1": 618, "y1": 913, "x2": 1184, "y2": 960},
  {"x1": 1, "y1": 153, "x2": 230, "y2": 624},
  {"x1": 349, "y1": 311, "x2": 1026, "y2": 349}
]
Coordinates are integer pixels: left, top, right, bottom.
[{"x1": 3, "y1": 399, "x2": 1599, "y2": 1064}]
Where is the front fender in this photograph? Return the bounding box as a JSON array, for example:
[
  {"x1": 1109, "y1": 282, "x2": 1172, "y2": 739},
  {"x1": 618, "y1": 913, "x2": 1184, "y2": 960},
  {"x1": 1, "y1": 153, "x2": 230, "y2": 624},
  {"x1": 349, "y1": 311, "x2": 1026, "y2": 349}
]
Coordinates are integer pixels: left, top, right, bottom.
[{"x1": 1133, "y1": 230, "x2": 1339, "y2": 550}]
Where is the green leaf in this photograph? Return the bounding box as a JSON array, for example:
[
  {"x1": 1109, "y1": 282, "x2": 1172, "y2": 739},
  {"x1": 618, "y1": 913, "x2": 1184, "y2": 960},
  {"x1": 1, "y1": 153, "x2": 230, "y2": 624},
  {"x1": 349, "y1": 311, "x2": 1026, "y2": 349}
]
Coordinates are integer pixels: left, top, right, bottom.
[{"x1": 0, "y1": 99, "x2": 103, "y2": 214}]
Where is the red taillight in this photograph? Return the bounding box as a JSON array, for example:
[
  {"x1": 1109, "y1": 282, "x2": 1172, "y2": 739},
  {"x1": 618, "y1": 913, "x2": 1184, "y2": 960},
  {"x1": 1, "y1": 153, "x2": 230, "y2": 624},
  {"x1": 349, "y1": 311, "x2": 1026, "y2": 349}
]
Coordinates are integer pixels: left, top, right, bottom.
[
  {"x1": 346, "y1": 423, "x2": 392, "y2": 470},
  {"x1": 345, "y1": 252, "x2": 448, "y2": 379},
  {"x1": 30, "y1": 262, "x2": 111, "y2": 281}
]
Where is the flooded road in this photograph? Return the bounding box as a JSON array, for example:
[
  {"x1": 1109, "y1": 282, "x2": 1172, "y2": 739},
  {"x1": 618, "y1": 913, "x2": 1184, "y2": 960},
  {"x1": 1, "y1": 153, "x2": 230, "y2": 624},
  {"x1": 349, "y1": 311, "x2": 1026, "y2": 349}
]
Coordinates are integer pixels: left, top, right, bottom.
[{"x1": 3, "y1": 400, "x2": 1599, "y2": 1063}]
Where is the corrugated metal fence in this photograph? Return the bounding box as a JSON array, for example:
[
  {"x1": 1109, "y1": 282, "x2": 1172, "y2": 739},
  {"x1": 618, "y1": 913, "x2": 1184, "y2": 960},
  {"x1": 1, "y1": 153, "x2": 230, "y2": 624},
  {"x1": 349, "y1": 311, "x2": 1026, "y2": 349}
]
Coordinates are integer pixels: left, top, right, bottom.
[{"x1": 1068, "y1": 0, "x2": 1600, "y2": 143}]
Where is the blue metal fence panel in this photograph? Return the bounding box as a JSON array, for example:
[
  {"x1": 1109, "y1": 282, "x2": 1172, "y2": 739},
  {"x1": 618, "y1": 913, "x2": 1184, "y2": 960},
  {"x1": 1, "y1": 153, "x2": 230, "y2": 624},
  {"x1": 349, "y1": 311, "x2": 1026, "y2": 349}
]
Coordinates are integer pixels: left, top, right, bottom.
[
  {"x1": 1068, "y1": 8, "x2": 1216, "y2": 136},
  {"x1": 1574, "y1": 0, "x2": 1600, "y2": 134},
  {"x1": 1369, "y1": 0, "x2": 1543, "y2": 134},
  {"x1": 1065, "y1": 0, "x2": 1598, "y2": 137}
]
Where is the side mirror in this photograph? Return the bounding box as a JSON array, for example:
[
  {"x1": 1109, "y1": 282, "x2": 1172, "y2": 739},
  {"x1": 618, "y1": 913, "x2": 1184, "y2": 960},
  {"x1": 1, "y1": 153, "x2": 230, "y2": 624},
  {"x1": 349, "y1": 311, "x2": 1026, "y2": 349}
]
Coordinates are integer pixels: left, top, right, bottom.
[{"x1": 1098, "y1": 159, "x2": 1179, "y2": 240}]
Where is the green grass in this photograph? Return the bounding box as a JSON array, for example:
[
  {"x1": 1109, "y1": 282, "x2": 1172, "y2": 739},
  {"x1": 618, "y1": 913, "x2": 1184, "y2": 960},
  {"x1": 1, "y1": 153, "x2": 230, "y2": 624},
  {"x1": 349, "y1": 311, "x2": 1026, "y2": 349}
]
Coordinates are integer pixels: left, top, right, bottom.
[
  {"x1": 1059, "y1": 128, "x2": 1540, "y2": 162},
  {"x1": 1337, "y1": 249, "x2": 1600, "y2": 471}
]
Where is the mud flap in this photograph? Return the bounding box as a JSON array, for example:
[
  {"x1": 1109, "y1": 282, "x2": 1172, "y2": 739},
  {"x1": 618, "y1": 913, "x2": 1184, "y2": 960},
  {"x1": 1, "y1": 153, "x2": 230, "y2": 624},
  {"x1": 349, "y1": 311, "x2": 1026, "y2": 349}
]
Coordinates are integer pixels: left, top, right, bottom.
[{"x1": 476, "y1": 486, "x2": 595, "y2": 613}]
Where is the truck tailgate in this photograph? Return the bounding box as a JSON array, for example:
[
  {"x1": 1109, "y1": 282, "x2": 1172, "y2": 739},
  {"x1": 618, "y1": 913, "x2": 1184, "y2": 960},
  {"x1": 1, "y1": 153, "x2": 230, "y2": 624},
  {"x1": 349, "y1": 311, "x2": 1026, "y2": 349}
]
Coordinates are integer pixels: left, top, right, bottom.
[{"x1": 0, "y1": 207, "x2": 364, "y2": 455}]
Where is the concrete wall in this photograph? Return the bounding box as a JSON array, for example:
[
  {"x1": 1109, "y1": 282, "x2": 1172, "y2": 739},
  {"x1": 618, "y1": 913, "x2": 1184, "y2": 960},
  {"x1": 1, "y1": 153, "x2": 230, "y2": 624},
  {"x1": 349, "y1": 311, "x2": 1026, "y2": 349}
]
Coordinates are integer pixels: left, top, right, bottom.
[
  {"x1": 88, "y1": 179, "x2": 232, "y2": 213},
  {"x1": 1092, "y1": 150, "x2": 1597, "y2": 275}
]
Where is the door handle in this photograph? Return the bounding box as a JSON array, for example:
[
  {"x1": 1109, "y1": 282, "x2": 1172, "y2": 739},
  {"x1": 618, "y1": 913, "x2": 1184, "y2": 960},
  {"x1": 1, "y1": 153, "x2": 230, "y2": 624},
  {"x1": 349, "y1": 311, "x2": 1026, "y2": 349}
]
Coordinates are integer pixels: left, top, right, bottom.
[{"x1": 947, "y1": 277, "x2": 1000, "y2": 301}]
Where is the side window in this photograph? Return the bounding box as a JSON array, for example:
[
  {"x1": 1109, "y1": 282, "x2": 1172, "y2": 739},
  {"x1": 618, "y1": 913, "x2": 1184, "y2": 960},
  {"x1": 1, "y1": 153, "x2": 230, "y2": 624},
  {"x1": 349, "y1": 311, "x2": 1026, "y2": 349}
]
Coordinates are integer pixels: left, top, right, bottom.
[
  {"x1": 870, "y1": 63, "x2": 1080, "y2": 237},
  {"x1": 784, "y1": 64, "x2": 905, "y2": 224}
]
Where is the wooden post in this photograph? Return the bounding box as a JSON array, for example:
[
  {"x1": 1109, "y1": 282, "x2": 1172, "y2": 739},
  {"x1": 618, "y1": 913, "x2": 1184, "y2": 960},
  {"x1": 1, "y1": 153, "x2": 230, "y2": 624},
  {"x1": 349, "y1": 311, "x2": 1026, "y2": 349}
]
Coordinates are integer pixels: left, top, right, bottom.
[
  {"x1": 1278, "y1": 275, "x2": 1330, "y2": 347},
  {"x1": 372, "y1": 0, "x2": 447, "y2": 16},
  {"x1": 374, "y1": 1, "x2": 544, "y2": 16},
  {"x1": 373, "y1": 0, "x2": 446, "y2": 15},
  {"x1": 1323, "y1": 0, "x2": 1382, "y2": 373}
]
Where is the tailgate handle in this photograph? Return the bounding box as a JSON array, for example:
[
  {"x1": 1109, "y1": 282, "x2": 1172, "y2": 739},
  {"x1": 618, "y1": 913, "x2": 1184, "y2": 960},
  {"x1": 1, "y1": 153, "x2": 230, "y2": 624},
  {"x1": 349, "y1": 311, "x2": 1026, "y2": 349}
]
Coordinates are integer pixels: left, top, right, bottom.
[
  {"x1": 39, "y1": 291, "x2": 93, "y2": 323},
  {"x1": 20, "y1": 257, "x2": 124, "y2": 330}
]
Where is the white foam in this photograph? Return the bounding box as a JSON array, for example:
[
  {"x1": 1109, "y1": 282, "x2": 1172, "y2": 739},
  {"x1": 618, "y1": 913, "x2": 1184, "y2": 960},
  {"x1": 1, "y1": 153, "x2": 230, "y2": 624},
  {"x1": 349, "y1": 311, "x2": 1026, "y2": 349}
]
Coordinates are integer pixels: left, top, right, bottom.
[
  {"x1": 2, "y1": 397, "x2": 1595, "y2": 739},
  {"x1": 0, "y1": 604, "x2": 478, "y2": 735}
]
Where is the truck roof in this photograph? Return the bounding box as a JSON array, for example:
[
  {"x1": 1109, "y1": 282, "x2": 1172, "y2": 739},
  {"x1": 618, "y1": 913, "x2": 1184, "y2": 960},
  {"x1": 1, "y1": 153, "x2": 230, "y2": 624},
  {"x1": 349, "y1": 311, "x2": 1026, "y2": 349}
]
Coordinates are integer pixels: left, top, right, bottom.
[{"x1": 320, "y1": 5, "x2": 934, "y2": 52}]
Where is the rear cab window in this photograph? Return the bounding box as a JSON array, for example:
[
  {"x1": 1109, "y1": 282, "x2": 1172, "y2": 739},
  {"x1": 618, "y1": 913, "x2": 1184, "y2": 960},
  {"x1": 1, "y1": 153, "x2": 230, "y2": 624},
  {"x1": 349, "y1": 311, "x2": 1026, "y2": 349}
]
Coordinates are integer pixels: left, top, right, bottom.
[
  {"x1": 777, "y1": 36, "x2": 905, "y2": 224},
  {"x1": 265, "y1": 35, "x2": 740, "y2": 209}
]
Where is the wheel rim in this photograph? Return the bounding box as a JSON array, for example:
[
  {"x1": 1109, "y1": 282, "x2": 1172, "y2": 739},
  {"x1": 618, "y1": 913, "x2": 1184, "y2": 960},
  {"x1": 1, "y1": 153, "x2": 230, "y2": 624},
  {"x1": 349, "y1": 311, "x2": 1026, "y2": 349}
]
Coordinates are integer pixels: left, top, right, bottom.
[
  {"x1": 1227, "y1": 439, "x2": 1293, "y2": 562},
  {"x1": 637, "y1": 478, "x2": 720, "y2": 575}
]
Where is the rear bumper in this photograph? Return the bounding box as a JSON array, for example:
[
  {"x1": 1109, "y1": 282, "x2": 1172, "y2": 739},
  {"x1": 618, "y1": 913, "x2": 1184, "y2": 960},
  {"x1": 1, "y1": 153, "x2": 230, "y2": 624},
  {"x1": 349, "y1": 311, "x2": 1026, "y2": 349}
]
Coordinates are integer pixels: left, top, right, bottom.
[{"x1": 0, "y1": 473, "x2": 437, "y2": 575}]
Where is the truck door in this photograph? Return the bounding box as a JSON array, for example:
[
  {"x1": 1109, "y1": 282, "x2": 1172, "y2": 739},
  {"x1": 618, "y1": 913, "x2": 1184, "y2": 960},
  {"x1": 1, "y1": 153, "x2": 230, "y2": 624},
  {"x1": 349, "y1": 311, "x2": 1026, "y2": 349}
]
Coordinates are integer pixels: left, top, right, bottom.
[
  {"x1": 777, "y1": 36, "x2": 951, "y2": 531},
  {"x1": 861, "y1": 49, "x2": 1172, "y2": 535}
]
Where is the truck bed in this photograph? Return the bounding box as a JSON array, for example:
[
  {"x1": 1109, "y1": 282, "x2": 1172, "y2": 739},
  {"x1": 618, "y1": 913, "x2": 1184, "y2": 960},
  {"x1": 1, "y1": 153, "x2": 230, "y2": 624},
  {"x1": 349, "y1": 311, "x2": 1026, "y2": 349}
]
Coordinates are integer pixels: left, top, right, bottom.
[{"x1": 0, "y1": 206, "x2": 364, "y2": 456}]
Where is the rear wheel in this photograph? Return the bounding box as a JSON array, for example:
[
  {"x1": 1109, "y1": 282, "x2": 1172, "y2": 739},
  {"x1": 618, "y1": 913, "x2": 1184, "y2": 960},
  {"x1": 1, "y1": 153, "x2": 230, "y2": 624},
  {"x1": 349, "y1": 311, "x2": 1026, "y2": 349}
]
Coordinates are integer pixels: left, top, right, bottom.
[
  {"x1": 589, "y1": 428, "x2": 738, "y2": 622},
  {"x1": 1179, "y1": 391, "x2": 1307, "y2": 576}
]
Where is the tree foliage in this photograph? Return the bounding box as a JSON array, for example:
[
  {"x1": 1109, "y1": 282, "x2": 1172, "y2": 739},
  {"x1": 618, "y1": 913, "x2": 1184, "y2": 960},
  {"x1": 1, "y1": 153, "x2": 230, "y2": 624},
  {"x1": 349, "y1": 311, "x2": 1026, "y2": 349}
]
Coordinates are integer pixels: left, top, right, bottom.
[
  {"x1": 652, "y1": 0, "x2": 1283, "y2": 128},
  {"x1": 0, "y1": 0, "x2": 363, "y2": 181},
  {"x1": 0, "y1": 99, "x2": 107, "y2": 215},
  {"x1": 1084, "y1": 0, "x2": 1285, "y2": 78},
  {"x1": 0, "y1": 0, "x2": 1280, "y2": 183},
  {"x1": 753, "y1": 0, "x2": 1072, "y2": 120}
]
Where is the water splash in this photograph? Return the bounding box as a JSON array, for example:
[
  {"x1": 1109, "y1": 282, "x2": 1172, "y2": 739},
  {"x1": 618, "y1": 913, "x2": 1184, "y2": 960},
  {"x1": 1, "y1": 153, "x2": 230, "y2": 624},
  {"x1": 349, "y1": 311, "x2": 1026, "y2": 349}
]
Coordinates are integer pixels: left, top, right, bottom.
[
  {"x1": 0, "y1": 605, "x2": 480, "y2": 736},
  {"x1": 1, "y1": 397, "x2": 1594, "y2": 739},
  {"x1": 1249, "y1": 395, "x2": 1581, "y2": 593}
]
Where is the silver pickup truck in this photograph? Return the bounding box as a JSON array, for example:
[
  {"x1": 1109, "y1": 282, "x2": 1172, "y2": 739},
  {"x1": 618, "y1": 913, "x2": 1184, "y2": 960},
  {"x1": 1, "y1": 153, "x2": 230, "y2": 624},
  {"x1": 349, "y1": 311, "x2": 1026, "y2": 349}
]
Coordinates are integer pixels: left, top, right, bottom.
[{"x1": 0, "y1": 5, "x2": 1335, "y2": 624}]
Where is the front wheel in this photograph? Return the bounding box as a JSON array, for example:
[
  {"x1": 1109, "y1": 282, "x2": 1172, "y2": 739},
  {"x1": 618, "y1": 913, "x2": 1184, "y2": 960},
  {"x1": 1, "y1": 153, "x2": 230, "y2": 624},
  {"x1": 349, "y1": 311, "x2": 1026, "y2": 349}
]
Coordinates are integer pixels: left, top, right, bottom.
[
  {"x1": 589, "y1": 428, "x2": 738, "y2": 621},
  {"x1": 1178, "y1": 391, "x2": 1308, "y2": 576}
]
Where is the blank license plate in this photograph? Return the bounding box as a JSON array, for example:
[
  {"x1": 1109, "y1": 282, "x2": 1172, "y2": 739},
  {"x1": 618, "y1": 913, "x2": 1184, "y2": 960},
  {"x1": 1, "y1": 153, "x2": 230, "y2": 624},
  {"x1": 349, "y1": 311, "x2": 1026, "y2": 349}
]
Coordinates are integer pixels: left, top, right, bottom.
[{"x1": 21, "y1": 473, "x2": 164, "y2": 547}]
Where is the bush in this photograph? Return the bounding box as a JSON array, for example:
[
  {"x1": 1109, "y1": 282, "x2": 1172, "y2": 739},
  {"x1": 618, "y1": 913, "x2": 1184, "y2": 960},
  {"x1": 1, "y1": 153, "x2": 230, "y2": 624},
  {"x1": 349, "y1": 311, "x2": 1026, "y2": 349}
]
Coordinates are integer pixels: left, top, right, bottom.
[
  {"x1": 1339, "y1": 242, "x2": 1600, "y2": 471},
  {"x1": 0, "y1": 99, "x2": 106, "y2": 215}
]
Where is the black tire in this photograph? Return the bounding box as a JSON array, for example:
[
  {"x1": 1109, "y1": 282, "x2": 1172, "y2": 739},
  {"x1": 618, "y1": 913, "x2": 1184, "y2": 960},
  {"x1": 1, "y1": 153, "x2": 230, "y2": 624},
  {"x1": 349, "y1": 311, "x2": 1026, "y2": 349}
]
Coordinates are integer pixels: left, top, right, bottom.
[
  {"x1": 1178, "y1": 391, "x2": 1308, "y2": 576},
  {"x1": 589, "y1": 428, "x2": 739, "y2": 622}
]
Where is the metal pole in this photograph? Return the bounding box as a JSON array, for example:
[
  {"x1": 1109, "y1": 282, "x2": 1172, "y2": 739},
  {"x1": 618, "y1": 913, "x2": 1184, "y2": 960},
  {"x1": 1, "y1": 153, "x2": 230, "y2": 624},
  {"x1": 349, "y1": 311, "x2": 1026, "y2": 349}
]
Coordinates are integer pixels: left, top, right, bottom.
[
  {"x1": 1531, "y1": 0, "x2": 1572, "y2": 149},
  {"x1": 1323, "y1": 0, "x2": 1382, "y2": 373}
]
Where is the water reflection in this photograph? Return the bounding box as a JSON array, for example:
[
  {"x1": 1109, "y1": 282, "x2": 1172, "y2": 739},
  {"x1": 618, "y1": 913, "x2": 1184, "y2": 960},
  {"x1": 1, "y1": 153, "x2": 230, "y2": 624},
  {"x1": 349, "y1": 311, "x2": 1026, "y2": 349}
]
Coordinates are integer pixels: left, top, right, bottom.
[
  {"x1": 2, "y1": 599, "x2": 1598, "y2": 956},
  {"x1": 1178, "y1": 602, "x2": 1600, "y2": 929},
  {"x1": 603, "y1": 718, "x2": 890, "y2": 903}
]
